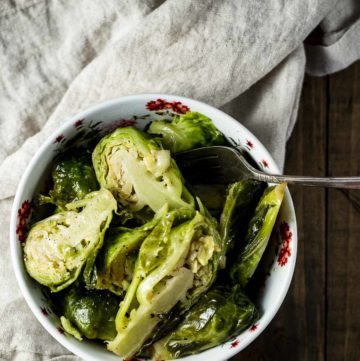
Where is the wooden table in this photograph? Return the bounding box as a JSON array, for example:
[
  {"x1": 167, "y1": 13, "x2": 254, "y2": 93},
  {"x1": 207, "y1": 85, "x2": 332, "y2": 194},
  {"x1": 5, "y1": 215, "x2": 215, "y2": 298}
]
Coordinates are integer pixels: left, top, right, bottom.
[{"x1": 232, "y1": 61, "x2": 360, "y2": 361}]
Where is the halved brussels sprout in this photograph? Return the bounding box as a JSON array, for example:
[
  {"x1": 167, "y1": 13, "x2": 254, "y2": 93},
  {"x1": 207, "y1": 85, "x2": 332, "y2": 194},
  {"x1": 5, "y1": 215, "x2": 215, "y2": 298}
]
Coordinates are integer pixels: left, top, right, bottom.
[
  {"x1": 153, "y1": 284, "x2": 258, "y2": 359},
  {"x1": 107, "y1": 208, "x2": 221, "y2": 358},
  {"x1": 95, "y1": 206, "x2": 168, "y2": 295},
  {"x1": 92, "y1": 127, "x2": 194, "y2": 213},
  {"x1": 230, "y1": 183, "x2": 286, "y2": 287},
  {"x1": 147, "y1": 112, "x2": 225, "y2": 153},
  {"x1": 24, "y1": 189, "x2": 117, "y2": 292}
]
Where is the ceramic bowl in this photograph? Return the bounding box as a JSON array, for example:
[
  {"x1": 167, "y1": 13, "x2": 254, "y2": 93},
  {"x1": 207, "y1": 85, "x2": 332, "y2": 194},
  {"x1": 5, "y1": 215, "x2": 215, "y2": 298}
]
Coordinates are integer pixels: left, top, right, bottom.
[{"x1": 10, "y1": 94, "x2": 297, "y2": 361}]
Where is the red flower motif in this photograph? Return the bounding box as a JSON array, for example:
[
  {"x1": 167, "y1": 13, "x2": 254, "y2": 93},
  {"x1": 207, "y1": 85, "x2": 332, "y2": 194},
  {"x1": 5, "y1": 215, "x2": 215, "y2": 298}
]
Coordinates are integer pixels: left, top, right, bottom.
[
  {"x1": 250, "y1": 323, "x2": 259, "y2": 332},
  {"x1": 16, "y1": 200, "x2": 32, "y2": 243},
  {"x1": 74, "y1": 119, "x2": 84, "y2": 128},
  {"x1": 261, "y1": 159, "x2": 269, "y2": 168},
  {"x1": 171, "y1": 101, "x2": 190, "y2": 114},
  {"x1": 246, "y1": 140, "x2": 254, "y2": 149},
  {"x1": 40, "y1": 307, "x2": 49, "y2": 316},
  {"x1": 277, "y1": 222, "x2": 292, "y2": 266},
  {"x1": 146, "y1": 99, "x2": 190, "y2": 114},
  {"x1": 230, "y1": 339, "x2": 240, "y2": 349},
  {"x1": 103, "y1": 119, "x2": 137, "y2": 133},
  {"x1": 54, "y1": 134, "x2": 65, "y2": 143}
]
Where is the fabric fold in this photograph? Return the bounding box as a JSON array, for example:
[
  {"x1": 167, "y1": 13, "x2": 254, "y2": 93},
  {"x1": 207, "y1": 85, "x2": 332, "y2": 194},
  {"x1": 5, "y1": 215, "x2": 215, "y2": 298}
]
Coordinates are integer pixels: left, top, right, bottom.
[
  {"x1": 0, "y1": 0, "x2": 331, "y2": 200},
  {"x1": 0, "y1": 0, "x2": 359, "y2": 360},
  {"x1": 306, "y1": 18, "x2": 360, "y2": 76}
]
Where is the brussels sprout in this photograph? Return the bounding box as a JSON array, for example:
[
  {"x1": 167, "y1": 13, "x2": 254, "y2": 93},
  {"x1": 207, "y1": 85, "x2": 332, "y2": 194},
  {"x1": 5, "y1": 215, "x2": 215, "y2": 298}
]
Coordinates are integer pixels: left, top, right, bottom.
[
  {"x1": 38, "y1": 157, "x2": 98, "y2": 208},
  {"x1": 107, "y1": 208, "x2": 221, "y2": 358},
  {"x1": 95, "y1": 207, "x2": 168, "y2": 295},
  {"x1": 153, "y1": 285, "x2": 258, "y2": 359},
  {"x1": 230, "y1": 183, "x2": 286, "y2": 287},
  {"x1": 147, "y1": 112, "x2": 225, "y2": 153},
  {"x1": 219, "y1": 181, "x2": 265, "y2": 268},
  {"x1": 60, "y1": 286, "x2": 120, "y2": 341},
  {"x1": 96, "y1": 227, "x2": 149, "y2": 295},
  {"x1": 137, "y1": 200, "x2": 221, "y2": 353},
  {"x1": 24, "y1": 189, "x2": 117, "y2": 292},
  {"x1": 92, "y1": 127, "x2": 194, "y2": 213}
]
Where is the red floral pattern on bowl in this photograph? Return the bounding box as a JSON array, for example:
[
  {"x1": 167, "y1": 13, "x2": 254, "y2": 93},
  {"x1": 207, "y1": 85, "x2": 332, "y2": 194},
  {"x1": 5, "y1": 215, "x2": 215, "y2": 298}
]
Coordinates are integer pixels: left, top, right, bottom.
[
  {"x1": 54, "y1": 134, "x2": 65, "y2": 144},
  {"x1": 230, "y1": 339, "x2": 240, "y2": 349},
  {"x1": 246, "y1": 140, "x2": 254, "y2": 150},
  {"x1": 16, "y1": 200, "x2": 32, "y2": 243},
  {"x1": 260, "y1": 159, "x2": 269, "y2": 169},
  {"x1": 74, "y1": 119, "x2": 84, "y2": 128},
  {"x1": 249, "y1": 323, "x2": 259, "y2": 332},
  {"x1": 277, "y1": 222, "x2": 292, "y2": 266},
  {"x1": 146, "y1": 98, "x2": 190, "y2": 114}
]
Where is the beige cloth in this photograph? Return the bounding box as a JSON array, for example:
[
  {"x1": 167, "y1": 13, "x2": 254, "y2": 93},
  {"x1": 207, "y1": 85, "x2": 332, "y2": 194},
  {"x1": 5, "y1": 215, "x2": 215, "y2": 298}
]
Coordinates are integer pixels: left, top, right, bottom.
[
  {"x1": 305, "y1": 0, "x2": 360, "y2": 75},
  {"x1": 0, "y1": 0, "x2": 359, "y2": 360}
]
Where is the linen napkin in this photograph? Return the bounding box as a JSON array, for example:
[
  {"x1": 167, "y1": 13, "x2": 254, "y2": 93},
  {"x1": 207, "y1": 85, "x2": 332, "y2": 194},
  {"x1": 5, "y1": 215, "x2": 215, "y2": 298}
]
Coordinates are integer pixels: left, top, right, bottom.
[{"x1": 0, "y1": 0, "x2": 359, "y2": 360}]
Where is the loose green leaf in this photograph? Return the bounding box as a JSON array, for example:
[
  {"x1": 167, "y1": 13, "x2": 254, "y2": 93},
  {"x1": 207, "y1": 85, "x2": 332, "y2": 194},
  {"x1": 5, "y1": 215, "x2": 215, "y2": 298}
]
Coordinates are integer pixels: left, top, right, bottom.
[
  {"x1": 147, "y1": 112, "x2": 225, "y2": 153},
  {"x1": 61, "y1": 316, "x2": 83, "y2": 341},
  {"x1": 219, "y1": 180, "x2": 265, "y2": 268},
  {"x1": 230, "y1": 183, "x2": 286, "y2": 287}
]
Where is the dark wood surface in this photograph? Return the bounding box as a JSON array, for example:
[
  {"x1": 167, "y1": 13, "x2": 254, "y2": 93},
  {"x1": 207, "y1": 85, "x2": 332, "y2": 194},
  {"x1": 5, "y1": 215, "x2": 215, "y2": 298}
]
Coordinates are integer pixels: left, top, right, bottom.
[{"x1": 232, "y1": 61, "x2": 360, "y2": 361}]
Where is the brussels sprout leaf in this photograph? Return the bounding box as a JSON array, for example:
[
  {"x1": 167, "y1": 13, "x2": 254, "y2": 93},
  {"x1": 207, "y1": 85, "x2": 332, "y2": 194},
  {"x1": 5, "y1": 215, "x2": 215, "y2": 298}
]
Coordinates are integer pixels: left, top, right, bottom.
[{"x1": 147, "y1": 112, "x2": 225, "y2": 153}]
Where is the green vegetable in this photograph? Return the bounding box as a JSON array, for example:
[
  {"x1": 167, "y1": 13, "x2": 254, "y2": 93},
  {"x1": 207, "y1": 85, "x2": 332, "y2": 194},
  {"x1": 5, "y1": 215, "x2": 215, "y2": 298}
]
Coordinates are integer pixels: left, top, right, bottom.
[
  {"x1": 107, "y1": 208, "x2": 221, "y2": 358},
  {"x1": 24, "y1": 189, "x2": 117, "y2": 292},
  {"x1": 153, "y1": 285, "x2": 258, "y2": 359},
  {"x1": 39, "y1": 157, "x2": 98, "y2": 208},
  {"x1": 95, "y1": 206, "x2": 168, "y2": 295},
  {"x1": 219, "y1": 181, "x2": 265, "y2": 268},
  {"x1": 96, "y1": 227, "x2": 149, "y2": 295},
  {"x1": 61, "y1": 316, "x2": 83, "y2": 341},
  {"x1": 60, "y1": 286, "x2": 120, "y2": 340},
  {"x1": 137, "y1": 199, "x2": 220, "y2": 353},
  {"x1": 92, "y1": 127, "x2": 194, "y2": 213},
  {"x1": 147, "y1": 112, "x2": 225, "y2": 153},
  {"x1": 230, "y1": 183, "x2": 286, "y2": 287},
  {"x1": 23, "y1": 111, "x2": 287, "y2": 359}
]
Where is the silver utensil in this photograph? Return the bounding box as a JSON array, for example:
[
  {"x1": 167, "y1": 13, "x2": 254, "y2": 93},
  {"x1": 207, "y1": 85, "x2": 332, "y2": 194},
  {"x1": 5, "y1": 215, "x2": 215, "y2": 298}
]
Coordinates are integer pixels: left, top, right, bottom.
[{"x1": 174, "y1": 146, "x2": 360, "y2": 189}]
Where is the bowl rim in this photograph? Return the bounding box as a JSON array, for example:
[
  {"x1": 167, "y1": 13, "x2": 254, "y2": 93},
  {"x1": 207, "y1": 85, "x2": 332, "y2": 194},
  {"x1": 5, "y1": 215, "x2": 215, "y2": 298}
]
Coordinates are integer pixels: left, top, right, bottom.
[{"x1": 10, "y1": 93, "x2": 297, "y2": 361}]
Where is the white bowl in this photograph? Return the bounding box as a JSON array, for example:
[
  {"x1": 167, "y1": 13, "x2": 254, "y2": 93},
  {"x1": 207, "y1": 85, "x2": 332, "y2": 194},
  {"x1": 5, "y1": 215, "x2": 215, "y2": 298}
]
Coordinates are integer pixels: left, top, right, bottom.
[{"x1": 10, "y1": 94, "x2": 297, "y2": 361}]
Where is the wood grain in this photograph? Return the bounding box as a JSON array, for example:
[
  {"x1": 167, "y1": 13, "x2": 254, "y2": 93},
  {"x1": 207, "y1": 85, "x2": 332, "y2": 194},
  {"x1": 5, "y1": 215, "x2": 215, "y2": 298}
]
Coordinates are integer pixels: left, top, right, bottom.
[
  {"x1": 232, "y1": 61, "x2": 360, "y2": 361},
  {"x1": 327, "y1": 63, "x2": 360, "y2": 361},
  {"x1": 232, "y1": 74, "x2": 328, "y2": 361}
]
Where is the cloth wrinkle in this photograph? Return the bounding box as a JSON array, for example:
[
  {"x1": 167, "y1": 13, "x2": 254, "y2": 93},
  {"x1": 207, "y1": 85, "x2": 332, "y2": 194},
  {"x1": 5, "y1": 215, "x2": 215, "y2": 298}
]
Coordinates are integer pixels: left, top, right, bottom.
[
  {"x1": 0, "y1": 0, "x2": 359, "y2": 360},
  {"x1": 0, "y1": 0, "x2": 44, "y2": 18}
]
